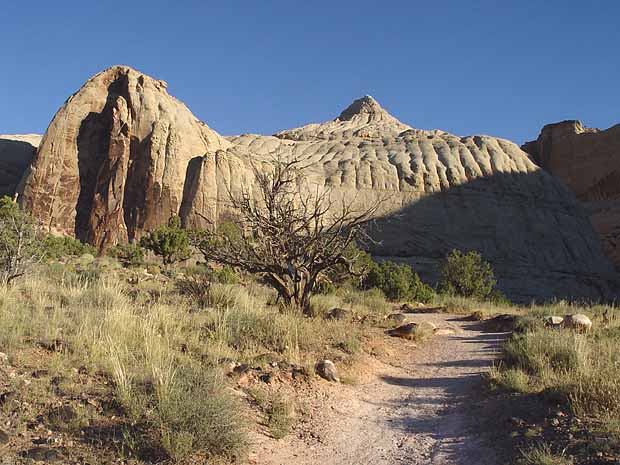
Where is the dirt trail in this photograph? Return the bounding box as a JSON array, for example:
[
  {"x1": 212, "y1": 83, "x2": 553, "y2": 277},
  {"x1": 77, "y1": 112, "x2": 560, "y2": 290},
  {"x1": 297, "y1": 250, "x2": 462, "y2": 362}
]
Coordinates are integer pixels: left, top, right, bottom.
[{"x1": 252, "y1": 313, "x2": 507, "y2": 465}]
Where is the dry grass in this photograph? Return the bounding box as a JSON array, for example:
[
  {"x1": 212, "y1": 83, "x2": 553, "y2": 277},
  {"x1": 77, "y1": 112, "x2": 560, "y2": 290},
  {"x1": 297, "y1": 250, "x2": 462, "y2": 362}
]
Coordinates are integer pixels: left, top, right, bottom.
[
  {"x1": 0, "y1": 262, "x2": 389, "y2": 462},
  {"x1": 485, "y1": 300, "x2": 620, "y2": 462},
  {"x1": 519, "y1": 444, "x2": 573, "y2": 465}
]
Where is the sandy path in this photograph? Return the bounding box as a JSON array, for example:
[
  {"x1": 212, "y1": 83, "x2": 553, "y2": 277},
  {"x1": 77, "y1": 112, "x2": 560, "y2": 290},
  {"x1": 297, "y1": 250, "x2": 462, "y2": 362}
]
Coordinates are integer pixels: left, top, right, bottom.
[{"x1": 252, "y1": 313, "x2": 506, "y2": 465}]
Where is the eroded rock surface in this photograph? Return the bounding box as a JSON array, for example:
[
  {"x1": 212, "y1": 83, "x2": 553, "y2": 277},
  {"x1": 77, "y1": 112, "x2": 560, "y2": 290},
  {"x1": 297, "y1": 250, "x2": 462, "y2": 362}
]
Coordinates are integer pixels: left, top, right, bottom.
[
  {"x1": 17, "y1": 67, "x2": 618, "y2": 301},
  {"x1": 523, "y1": 121, "x2": 620, "y2": 267},
  {"x1": 231, "y1": 100, "x2": 618, "y2": 302}
]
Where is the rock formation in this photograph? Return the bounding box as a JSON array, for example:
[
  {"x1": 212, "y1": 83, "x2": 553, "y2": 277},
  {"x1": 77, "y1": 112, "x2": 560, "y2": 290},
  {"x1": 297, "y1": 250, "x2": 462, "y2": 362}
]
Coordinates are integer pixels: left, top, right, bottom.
[
  {"x1": 231, "y1": 98, "x2": 618, "y2": 302},
  {"x1": 523, "y1": 121, "x2": 620, "y2": 267},
  {"x1": 16, "y1": 67, "x2": 619, "y2": 302},
  {"x1": 18, "y1": 65, "x2": 231, "y2": 248},
  {"x1": 0, "y1": 134, "x2": 40, "y2": 196}
]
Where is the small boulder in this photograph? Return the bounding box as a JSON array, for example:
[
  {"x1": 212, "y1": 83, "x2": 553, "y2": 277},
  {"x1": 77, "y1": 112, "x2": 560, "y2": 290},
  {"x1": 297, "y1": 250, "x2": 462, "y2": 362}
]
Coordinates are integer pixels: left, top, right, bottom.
[
  {"x1": 543, "y1": 315, "x2": 564, "y2": 328},
  {"x1": 386, "y1": 313, "x2": 408, "y2": 325},
  {"x1": 400, "y1": 303, "x2": 416, "y2": 312},
  {"x1": 386, "y1": 323, "x2": 418, "y2": 339},
  {"x1": 563, "y1": 314, "x2": 592, "y2": 332},
  {"x1": 326, "y1": 308, "x2": 349, "y2": 320},
  {"x1": 259, "y1": 373, "x2": 275, "y2": 384},
  {"x1": 315, "y1": 360, "x2": 339, "y2": 382}
]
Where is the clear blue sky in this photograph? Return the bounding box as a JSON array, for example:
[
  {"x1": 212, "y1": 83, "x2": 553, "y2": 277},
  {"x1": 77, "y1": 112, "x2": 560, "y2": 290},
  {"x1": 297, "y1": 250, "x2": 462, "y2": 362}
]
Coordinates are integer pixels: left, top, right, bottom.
[{"x1": 2, "y1": 1, "x2": 619, "y2": 143}]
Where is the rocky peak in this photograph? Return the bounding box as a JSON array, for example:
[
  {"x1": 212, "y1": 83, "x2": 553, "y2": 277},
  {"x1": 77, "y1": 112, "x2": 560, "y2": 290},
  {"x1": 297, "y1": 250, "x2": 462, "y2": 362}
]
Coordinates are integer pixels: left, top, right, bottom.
[
  {"x1": 274, "y1": 95, "x2": 411, "y2": 141},
  {"x1": 337, "y1": 95, "x2": 387, "y2": 121}
]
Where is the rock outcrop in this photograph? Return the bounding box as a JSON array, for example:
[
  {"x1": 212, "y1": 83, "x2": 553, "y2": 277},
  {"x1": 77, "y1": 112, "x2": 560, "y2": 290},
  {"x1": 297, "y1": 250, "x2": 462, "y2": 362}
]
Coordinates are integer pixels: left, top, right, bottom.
[
  {"x1": 523, "y1": 121, "x2": 620, "y2": 267},
  {"x1": 0, "y1": 134, "x2": 40, "y2": 196},
  {"x1": 17, "y1": 67, "x2": 619, "y2": 302},
  {"x1": 18, "y1": 65, "x2": 231, "y2": 248},
  {"x1": 231, "y1": 100, "x2": 618, "y2": 302}
]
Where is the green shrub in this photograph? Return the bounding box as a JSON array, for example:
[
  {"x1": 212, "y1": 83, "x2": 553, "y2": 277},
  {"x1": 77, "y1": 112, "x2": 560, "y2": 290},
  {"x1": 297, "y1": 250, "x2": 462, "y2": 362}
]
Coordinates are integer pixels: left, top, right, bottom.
[
  {"x1": 363, "y1": 261, "x2": 434, "y2": 302},
  {"x1": 108, "y1": 243, "x2": 145, "y2": 267},
  {"x1": 211, "y1": 265, "x2": 238, "y2": 284},
  {"x1": 438, "y1": 249, "x2": 496, "y2": 299},
  {"x1": 43, "y1": 235, "x2": 96, "y2": 260},
  {"x1": 266, "y1": 394, "x2": 293, "y2": 439},
  {"x1": 140, "y1": 216, "x2": 190, "y2": 266}
]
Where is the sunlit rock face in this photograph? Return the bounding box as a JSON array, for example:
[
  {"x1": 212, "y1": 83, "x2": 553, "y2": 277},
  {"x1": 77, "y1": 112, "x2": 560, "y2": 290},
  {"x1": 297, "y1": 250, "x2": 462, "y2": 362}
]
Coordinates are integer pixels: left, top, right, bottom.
[
  {"x1": 523, "y1": 120, "x2": 620, "y2": 269},
  {"x1": 18, "y1": 65, "x2": 233, "y2": 249},
  {"x1": 17, "y1": 68, "x2": 618, "y2": 301}
]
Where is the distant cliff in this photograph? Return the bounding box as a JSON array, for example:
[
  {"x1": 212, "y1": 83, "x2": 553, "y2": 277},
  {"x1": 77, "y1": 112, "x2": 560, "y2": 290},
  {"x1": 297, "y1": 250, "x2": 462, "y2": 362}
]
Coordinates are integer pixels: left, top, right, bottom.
[{"x1": 523, "y1": 120, "x2": 620, "y2": 268}]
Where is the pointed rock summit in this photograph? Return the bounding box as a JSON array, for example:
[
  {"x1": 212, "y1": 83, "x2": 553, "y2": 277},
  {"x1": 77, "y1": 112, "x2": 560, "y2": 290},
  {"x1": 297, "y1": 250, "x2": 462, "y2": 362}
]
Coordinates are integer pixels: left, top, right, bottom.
[
  {"x1": 337, "y1": 95, "x2": 390, "y2": 121},
  {"x1": 274, "y1": 95, "x2": 411, "y2": 140}
]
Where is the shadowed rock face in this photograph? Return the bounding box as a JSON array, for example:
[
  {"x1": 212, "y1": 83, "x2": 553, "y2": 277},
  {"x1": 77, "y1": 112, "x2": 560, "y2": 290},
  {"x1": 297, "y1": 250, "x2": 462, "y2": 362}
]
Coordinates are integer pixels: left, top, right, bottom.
[
  {"x1": 0, "y1": 134, "x2": 41, "y2": 196},
  {"x1": 523, "y1": 121, "x2": 620, "y2": 267},
  {"x1": 16, "y1": 66, "x2": 619, "y2": 301}
]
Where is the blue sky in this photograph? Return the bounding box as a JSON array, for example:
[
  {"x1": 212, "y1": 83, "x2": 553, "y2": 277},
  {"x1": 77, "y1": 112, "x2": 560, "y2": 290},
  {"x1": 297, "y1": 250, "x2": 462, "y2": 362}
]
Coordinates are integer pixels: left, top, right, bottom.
[{"x1": 1, "y1": 1, "x2": 619, "y2": 143}]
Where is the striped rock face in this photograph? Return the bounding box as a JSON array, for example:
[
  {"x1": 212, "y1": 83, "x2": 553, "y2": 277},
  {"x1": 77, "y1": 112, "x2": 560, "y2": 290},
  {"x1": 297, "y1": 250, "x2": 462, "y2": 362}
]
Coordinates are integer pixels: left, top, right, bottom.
[{"x1": 16, "y1": 68, "x2": 619, "y2": 302}]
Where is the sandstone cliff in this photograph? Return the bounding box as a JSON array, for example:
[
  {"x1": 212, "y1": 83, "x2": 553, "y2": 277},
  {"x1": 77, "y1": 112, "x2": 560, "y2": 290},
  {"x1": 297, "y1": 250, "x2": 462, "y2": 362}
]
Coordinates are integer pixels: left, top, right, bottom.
[
  {"x1": 523, "y1": 121, "x2": 620, "y2": 267},
  {"x1": 16, "y1": 68, "x2": 619, "y2": 301},
  {"x1": 18, "y1": 65, "x2": 231, "y2": 249}
]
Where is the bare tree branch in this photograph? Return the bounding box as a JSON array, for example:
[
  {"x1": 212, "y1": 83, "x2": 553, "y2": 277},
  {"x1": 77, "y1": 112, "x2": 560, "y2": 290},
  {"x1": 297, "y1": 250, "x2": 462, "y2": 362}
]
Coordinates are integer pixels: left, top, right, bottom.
[{"x1": 193, "y1": 156, "x2": 386, "y2": 312}]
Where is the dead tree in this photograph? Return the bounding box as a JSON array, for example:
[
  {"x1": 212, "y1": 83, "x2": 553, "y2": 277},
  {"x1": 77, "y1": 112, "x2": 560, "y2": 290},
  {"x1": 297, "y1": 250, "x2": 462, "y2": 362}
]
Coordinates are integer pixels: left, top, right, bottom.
[
  {"x1": 193, "y1": 158, "x2": 384, "y2": 312},
  {"x1": 0, "y1": 197, "x2": 43, "y2": 285}
]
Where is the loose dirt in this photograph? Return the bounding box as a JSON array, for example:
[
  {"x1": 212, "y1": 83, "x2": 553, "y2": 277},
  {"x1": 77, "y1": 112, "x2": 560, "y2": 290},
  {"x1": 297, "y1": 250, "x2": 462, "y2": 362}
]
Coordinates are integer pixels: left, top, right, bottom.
[{"x1": 251, "y1": 313, "x2": 506, "y2": 465}]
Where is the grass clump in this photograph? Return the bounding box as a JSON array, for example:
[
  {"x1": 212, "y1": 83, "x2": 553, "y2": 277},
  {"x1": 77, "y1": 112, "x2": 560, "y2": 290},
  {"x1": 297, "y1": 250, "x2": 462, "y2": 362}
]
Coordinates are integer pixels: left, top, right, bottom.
[
  {"x1": 518, "y1": 444, "x2": 572, "y2": 465},
  {"x1": 156, "y1": 366, "x2": 247, "y2": 461},
  {"x1": 248, "y1": 387, "x2": 294, "y2": 439}
]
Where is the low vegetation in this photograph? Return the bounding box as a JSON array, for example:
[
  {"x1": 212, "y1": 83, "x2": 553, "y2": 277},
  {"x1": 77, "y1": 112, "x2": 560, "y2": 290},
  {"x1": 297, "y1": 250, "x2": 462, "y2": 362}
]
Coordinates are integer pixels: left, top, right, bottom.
[
  {"x1": 0, "y1": 191, "x2": 616, "y2": 464},
  {"x1": 139, "y1": 216, "x2": 190, "y2": 266},
  {"x1": 487, "y1": 302, "x2": 620, "y2": 463},
  {"x1": 438, "y1": 249, "x2": 497, "y2": 299},
  {"x1": 362, "y1": 260, "x2": 434, "y2": 303},
  {"x1": 0, "y1": 257, "x2": 391, "y2": 463}
]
